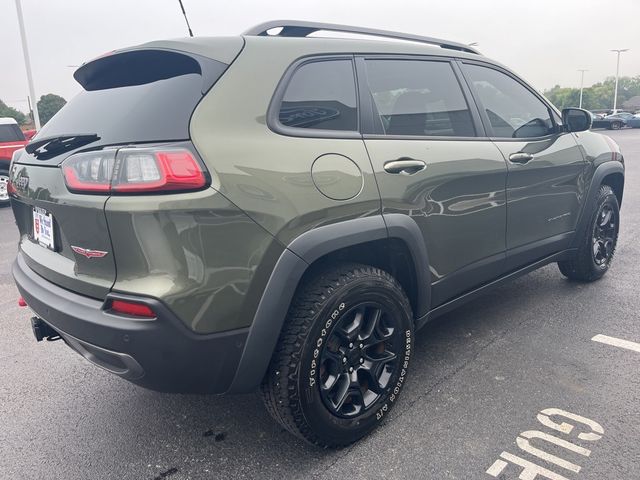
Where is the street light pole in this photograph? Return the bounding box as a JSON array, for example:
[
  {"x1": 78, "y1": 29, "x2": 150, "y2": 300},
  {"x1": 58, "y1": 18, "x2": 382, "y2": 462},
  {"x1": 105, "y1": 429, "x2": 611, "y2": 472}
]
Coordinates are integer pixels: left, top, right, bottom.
[
  {"x1": 14, "y1": 0, "x2": 41, "y2": 130},
  {"x1": 578, "y1": 69, "x2": 588, "y2": 109},
  {"x1": 611, "y1": 49, "x2": 629, "y2": 114}
]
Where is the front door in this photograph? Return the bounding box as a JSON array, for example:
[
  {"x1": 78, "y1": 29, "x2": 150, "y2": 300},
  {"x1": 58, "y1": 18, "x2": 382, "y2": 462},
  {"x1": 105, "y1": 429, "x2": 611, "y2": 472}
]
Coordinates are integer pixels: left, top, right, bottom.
[
  {"x1": 358, "y1": 57, "x2": 509, "y2": 307},
  {"x1": 461, "y1": 62, "x2": 588, "y2": 269}
]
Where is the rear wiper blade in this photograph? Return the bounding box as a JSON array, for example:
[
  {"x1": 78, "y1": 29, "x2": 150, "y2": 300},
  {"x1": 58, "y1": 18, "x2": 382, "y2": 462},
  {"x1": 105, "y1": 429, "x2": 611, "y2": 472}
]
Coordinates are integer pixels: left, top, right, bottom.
[{"x1": 26, "y1": 134, "x2": 100, "y2": 159}]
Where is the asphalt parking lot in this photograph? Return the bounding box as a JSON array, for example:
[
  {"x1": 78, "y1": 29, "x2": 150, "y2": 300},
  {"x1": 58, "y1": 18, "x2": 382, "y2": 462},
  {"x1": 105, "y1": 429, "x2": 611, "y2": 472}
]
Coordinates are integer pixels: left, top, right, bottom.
[{"x1": 1, "y1": 129, "x2": 639, "y2": 480}]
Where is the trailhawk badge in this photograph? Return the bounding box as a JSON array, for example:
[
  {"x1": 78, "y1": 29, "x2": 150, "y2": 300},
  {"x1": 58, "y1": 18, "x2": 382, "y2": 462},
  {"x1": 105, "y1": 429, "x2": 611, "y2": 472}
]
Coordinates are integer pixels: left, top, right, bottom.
[{"x1": 71, "y1": 246, "x2": 109, "y2": 259}]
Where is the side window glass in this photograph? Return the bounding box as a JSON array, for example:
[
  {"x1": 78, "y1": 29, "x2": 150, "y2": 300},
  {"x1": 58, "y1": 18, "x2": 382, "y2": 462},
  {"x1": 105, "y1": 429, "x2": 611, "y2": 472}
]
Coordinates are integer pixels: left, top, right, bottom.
[
  {"x1": 279, "y1": 59, "x2": 358, "y2": 131},
  {"x1": 364, "y1": 59, "x2": 475, "y2": 137},
  {"x1": 463, "y1": 64, "x2": 554, "y2": 138}
]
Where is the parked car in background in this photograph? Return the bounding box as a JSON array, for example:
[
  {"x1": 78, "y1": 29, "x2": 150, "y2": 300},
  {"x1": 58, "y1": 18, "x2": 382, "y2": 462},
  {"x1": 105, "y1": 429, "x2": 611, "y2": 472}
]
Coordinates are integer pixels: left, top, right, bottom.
[
  {"x1": 609, "y1": 112, "x2": 634, "y2": 121},
  {"x1": 22, "y1": 129, "x2": 37, "y2": 141},
  {"x1": 627, "y1": 114, "x2": 640, "y2": 128},
  {"x1": 591, "y1": 112, "x2": 629, "y2": 130},
  {"x1": 0, "y1": 117, "x2": 29, "y2": 207}
]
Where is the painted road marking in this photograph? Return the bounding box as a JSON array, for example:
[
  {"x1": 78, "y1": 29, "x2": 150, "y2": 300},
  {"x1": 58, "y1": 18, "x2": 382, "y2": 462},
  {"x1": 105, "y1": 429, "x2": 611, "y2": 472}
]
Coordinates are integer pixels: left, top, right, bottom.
[
  {"x1": 537, "y1": 408, "x2": 603, "y2": 441},
  {"x1": 487, "y1": 452, "x2": 570, "y2": 480},
  {"x1": 592, "y1": 334, "x2": 640, "y2": 353},
  {"x1": 517, "y1": 430, "x2": 590, "y2": 473},
  {"x1": 486, "y1": 459, "x2": 509, "y2": 476},
  {"x1": 486, "y1": 408, "x2": 604, "y2": 479}
]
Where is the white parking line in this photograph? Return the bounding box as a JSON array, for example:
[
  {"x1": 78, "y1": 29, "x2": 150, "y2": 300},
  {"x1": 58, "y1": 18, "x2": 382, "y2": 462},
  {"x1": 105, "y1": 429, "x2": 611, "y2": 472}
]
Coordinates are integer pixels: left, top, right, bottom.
[{"x1": 592, "y1": 334, "x2": 640, "y2": 353}]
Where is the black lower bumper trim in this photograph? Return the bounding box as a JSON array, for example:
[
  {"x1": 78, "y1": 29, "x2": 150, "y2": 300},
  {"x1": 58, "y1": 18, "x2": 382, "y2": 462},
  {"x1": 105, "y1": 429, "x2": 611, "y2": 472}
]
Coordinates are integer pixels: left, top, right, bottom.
[{"x1": 13, "y1": 252, "x2": 248, "y2": 394}]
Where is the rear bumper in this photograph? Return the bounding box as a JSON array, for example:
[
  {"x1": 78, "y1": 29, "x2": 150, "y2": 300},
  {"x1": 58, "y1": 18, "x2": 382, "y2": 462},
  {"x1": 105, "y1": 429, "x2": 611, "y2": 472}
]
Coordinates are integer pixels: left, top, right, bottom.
[{"x1": 13, "y1": 252, "x2": 248, "y2": 394}]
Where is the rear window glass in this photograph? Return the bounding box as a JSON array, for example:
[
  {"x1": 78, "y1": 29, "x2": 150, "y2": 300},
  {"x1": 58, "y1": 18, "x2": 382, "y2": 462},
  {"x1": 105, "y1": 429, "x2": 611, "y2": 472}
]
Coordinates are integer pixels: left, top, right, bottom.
[
  {"x1": 0, "y1": 124, "x2": 25, "y2": 142},
  {"x1": 34, "y1": 50, "x2": 228, "y2": 146},
  {"x1": 279, "y1": 59, "x2": 358, "y2": 131}
]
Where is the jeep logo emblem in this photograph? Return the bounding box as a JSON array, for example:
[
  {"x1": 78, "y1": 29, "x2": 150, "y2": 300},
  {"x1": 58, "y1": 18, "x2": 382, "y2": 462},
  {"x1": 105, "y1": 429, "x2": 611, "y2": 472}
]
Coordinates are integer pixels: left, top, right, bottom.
[
  {"x1": 15, "y1": 176, "x2": 29, "y2": 190},
  {"x1": 12, "y1": 167, "x2": 29, "y2": 191}
]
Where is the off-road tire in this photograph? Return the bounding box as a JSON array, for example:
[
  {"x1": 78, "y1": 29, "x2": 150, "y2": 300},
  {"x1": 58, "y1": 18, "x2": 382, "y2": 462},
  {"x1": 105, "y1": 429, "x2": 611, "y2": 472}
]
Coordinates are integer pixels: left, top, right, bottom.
[
  {"x1": 261, "y1": 263, "x2": 414, "y2": 448},
  {"x1": 558, "y1": 185, "x2": 619, "y2": 281}
]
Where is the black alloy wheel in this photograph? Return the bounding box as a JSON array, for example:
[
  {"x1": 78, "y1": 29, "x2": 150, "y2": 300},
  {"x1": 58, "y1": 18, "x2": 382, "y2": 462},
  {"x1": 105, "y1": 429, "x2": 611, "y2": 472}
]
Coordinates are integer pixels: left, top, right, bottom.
[
  {"x1": 318, "y1": 302, "x2": 401, "y2": 418},
  {"x1": 261, "y1": 263, "x2": 414, "y2": 447},
  {"x1": 592, "y1": 203, "x2": 616, "y2": 267},
  {"x1": 558, "y1": 184, "x2": 619, "y2": 281}
]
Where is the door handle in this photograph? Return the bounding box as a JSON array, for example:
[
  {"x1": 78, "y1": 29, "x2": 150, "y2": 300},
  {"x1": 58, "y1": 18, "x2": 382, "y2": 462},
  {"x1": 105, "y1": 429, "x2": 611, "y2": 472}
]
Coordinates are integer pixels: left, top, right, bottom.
[
  {"x1": 383, "y1": 158, "x2": 427, "y2": 175},
  {"x1": 509, "y1": 152, "x2": 534, "y2": 164}
]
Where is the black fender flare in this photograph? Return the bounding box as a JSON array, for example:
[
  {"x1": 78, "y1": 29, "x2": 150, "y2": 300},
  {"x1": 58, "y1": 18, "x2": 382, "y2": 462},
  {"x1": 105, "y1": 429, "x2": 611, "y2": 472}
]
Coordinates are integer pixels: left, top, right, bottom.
[
  {"x1": 226, "y1": 213, "x2": 430, "y2": 393},
  {"x1": 571, "y1": 160, "x2": 624, "y2": 249}
]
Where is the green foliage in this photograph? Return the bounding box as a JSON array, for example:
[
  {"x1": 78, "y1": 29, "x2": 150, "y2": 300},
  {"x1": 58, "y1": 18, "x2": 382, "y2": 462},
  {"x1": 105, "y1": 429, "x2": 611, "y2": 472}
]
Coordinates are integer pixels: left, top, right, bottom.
[
  {"x1": 37, "y1": 93, "x2": 67, "y2": 125},
  {"x1": 0, "y1": 99, "x2": 28, "y2": 125},
  {"x1": 544, "y1": 76, "x2": 640, "y2": 111}
]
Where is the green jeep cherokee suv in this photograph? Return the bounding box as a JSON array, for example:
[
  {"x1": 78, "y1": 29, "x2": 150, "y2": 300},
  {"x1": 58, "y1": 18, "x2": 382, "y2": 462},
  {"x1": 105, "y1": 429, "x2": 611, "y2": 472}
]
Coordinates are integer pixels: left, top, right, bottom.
[{"x1": 10, "y1": 21, "x2": 624, "y2": 447}]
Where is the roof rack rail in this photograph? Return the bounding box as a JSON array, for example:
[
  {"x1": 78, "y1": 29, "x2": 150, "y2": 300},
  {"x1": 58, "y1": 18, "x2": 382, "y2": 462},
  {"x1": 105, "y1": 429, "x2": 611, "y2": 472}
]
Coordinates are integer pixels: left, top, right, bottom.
[{"x1": 243, "y1": 20, "x2": 479, "y2": 55}]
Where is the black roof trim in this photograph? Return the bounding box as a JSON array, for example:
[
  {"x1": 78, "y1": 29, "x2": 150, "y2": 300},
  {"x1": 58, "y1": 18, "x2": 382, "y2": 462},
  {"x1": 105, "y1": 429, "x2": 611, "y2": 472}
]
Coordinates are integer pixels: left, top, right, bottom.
[{"x1": 243, "y1": 20, "x2": 480, "y2": 55}]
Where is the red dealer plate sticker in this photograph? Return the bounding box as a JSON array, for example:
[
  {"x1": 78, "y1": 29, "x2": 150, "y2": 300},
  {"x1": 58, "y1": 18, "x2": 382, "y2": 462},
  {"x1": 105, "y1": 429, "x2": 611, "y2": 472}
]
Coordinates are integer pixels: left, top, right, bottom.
[{"x1": 33, "y1": 207, "x2": 55, "y2": 251}]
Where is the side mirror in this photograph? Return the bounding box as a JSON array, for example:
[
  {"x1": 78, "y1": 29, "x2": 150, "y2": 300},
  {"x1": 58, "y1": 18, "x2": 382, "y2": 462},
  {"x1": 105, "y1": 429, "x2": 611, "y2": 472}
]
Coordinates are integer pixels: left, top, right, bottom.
[{"x1": 562, "y1": 108, "x2": 592, "y2": 133}]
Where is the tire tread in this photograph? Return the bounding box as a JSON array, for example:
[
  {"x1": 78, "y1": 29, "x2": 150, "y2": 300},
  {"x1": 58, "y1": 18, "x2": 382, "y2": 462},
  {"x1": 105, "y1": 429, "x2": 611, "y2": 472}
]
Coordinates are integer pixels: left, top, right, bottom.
[
  {"x1": 558, "y1": 184, "x2": 618, "y2": 281},
  {"x1": 260, "y1": 262, "x2": 410, "y2": 447}
]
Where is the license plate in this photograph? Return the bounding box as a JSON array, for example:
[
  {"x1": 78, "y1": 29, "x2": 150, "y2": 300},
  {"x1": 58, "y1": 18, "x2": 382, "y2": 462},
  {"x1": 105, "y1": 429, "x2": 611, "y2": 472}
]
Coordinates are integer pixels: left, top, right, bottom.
[{"x1": 33, "y1": 207, "x2": 55, "y2": 250}]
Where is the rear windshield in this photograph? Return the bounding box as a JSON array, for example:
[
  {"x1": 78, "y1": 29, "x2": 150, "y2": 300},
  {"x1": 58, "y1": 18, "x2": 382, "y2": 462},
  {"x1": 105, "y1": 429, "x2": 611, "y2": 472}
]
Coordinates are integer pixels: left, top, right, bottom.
[
  {"x1": 34, "y1": 49, "x2": 228, "y2": 146},
  {"x1": 0, "y1": 124, "x2": 25, "y2": 142}
]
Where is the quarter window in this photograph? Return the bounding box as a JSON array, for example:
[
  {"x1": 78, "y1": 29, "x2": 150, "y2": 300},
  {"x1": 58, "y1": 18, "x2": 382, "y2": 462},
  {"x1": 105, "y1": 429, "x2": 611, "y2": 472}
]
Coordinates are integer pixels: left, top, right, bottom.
[
  {"x1": 463, "y1": 64, "x2": 555, "y2": 138},
  {"x1": 364, "y1": 59, "x2": 475, "y2": 137},
  {"x1": 279, "y1": 59, "x2": 358, "y2": 132}
]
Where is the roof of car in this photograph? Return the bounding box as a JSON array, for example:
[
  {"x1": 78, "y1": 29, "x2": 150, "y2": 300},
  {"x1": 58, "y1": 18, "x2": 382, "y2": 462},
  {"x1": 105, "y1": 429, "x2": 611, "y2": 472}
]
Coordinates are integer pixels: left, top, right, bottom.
[
  {"x1": 244, "y1": 35, "x2": 481, "y2": 59},
  {"x1": 243, "y1": 20, "x2": 480, "y2": 54},
  {"x1": 137, "y1": 21, "x2": 484, "y2": 64},
  {"x1": 0, "y1": 117, "x2": 19, "y2": 125},
  {"x1": 140, "y1": 34, "x2": 484, "y2": 62}
]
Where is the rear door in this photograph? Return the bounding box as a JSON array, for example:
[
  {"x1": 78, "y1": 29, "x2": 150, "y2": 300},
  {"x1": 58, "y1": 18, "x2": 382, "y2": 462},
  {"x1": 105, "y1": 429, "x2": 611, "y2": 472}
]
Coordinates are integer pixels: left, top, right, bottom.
[
  {"x1": 10, "y1": 47, "x2": 235, "y2": 299},
  {"x1": 460, "y1": 62, "x2": 587, "y2": 269},
  {"x1": 357, "y1": 56, "x2": 509, "y2": 307}
]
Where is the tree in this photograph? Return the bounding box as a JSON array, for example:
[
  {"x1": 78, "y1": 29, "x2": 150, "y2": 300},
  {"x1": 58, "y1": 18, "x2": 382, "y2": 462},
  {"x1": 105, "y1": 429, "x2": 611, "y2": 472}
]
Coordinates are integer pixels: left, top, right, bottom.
[
  {"x1": 544, "y1": 76, "x2": 640, "y2": 111},
  {"x1": 37, "y1": 93, "x2": 67, "y2": 125},
  {"x1": 0, "y1": 99, "x2": 28, "y2": 125}
]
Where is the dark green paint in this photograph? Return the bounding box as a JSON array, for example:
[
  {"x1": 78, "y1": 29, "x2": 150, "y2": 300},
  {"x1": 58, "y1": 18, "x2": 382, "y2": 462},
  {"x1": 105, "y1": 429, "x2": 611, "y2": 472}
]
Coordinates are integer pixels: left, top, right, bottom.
[{"x1": 11, "y1": 34, "x2": 623, "y2": 338}]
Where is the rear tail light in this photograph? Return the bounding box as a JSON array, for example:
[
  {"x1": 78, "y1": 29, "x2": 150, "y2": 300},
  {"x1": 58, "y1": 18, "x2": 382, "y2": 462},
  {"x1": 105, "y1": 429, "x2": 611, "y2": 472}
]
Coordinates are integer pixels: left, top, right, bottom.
[
  {"x1": 62, "y1": 150, "x2": 114, "y2": 192},
  {"x1": 18, "y1": 297, "x2": 27, "y2": 307},
  {"x1": 109, "y1": 299, "x2": 156, "y2": 318},
  {"x1": 62, "y1": 147, "x2": 208, "y2": 194}
]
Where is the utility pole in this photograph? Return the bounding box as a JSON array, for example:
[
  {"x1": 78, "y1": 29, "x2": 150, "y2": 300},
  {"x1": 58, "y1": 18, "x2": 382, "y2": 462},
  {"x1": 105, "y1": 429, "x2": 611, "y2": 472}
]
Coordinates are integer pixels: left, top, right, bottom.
[
  {"x1": 611, "y1": 49, "x2": 629, "y2": 114},
  {"x1": 578, "y1": 69, "x2": 588, "y2": 109},
  {"x1": 14, "y1": 0, "x2": 41, "y2": 130}
]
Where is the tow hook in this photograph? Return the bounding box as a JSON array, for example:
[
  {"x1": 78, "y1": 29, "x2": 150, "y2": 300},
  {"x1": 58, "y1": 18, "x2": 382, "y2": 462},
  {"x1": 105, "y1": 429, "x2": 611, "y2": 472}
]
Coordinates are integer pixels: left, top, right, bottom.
[{"x1": 31, "y1": 317, "x2": 61, "y2": 342}]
